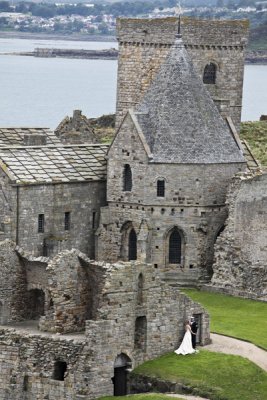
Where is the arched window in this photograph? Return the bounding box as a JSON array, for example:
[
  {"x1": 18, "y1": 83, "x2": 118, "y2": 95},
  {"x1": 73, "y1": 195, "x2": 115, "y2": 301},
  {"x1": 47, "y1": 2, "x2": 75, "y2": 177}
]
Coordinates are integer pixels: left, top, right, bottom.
[
  {"x1": 169, "y1": 229, "x2": 182, "y2": 264},
  {"x1": 123, "y1": 164, "x2": 132, "y2": 191},
  {"x1": 203, "y1": 63, "x2": 216, "y2": 84},
  {"x1": 157, "y1": 179, "x2": 165, "y2": 197},
  {"x1": 137, "y1": 273, "x2": 144, "y2": 305},
  {"x1": 128, "y1": 228, "x2": 137, "y2": 261}
]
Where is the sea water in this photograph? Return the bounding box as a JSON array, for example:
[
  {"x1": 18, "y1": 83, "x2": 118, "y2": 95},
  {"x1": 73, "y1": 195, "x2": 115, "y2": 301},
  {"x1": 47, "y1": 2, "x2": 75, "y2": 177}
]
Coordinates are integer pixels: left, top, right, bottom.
[{"x1": 0, "y1": 38, "x2": 266, "y2": 128}]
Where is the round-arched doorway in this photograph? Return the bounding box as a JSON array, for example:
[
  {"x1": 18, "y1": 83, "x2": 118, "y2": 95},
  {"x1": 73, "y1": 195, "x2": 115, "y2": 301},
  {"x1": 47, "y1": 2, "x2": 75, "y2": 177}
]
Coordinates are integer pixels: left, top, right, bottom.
[{"x1": 113, "y1": 353, "x2": 132, "y2": 396}]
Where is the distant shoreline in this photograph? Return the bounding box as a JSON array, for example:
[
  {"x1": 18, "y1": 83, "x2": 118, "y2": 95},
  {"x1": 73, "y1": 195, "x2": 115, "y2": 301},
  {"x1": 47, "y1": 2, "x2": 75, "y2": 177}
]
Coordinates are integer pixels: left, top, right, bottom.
[
  {"x1": 0, "y1": 31, "x2": 267, "y2": 64},
  {"x1": 0, "y1": 31, "x2": 116, "y2": 42}
]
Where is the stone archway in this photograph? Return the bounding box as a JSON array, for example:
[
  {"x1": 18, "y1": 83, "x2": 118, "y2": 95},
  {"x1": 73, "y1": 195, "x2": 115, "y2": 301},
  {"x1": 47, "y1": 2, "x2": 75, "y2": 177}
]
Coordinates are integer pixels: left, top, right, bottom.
[{"x1": 113, "y1": 353, "x2": 132, "y2": 396}]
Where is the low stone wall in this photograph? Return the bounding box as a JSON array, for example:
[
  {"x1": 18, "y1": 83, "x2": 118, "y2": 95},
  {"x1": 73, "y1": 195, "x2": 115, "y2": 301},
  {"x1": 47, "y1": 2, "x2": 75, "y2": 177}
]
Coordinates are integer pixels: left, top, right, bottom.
[
  {"x1": 129, "y1": 374, "x2": 202, "y2": 397},
  {"x1": 0, "y1": 327, "x2": 86, "y2": 400}
]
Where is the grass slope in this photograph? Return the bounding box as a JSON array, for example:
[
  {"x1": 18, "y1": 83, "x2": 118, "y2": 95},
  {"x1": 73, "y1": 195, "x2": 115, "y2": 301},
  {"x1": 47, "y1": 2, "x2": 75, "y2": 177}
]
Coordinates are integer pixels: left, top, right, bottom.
[
  {"x1": 133, "y1": 350, "x2": 267, "y2": 400},
  {"x1": 182, "y1": 289, "x2": 267, "y2": 350},
  {"x1": 101, "y1": 395, "x2": 184, "y2": 400},
  {"x1": 240, "y1": 121, "x2": 267, "y2": 167}
]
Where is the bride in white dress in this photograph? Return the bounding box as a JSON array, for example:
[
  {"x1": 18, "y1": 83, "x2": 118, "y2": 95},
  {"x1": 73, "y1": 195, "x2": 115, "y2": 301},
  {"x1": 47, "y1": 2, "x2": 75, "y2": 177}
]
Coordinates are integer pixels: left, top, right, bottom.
[{"x1": 175, "y1": 320, "x2": 196, "y2": 355}]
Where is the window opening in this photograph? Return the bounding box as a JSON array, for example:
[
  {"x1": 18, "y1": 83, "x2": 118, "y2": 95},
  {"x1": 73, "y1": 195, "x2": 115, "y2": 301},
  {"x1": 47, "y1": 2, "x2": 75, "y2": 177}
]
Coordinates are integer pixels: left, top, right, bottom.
[
  {"x1": 137, "y1": 273, "x2": 144, "y2": 305},
  {"x1": 169, "y1": 229, "x2": 182, "y2": 263},
  {"x1": 157, "y1": 179, "x2": 165, "y2": 197},
  {"x1": 92, "y1": 211, "x2": 96, "y2": 229},
  {"x1": 53, "y1": 361, "x2": 67, "y2": 381},
  {"x1": 123, "y1": 164, "x2": 132, "y2": 191},
  {"x1": 203, "y1": 63, "x2": 216, "y2": 84},
  {"x1": 38, "y1": 214, "x2": 44, "y2": 233},
  {"x1": 134, "y1": 316, "x2": 147, "y2": 350},
  {"x1": 64, "y1": 212, "x2": 70, "y2": 231},
  {"x1": 128, "y1": 228, "x2": 137, "y2": 260}
]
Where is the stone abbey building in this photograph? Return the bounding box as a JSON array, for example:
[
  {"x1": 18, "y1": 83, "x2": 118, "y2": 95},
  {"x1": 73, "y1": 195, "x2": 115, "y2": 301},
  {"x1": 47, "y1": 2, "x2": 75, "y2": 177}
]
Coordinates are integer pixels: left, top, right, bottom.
[{"x1": 0, "y1": 16, "x2": 265, "y2": 400}]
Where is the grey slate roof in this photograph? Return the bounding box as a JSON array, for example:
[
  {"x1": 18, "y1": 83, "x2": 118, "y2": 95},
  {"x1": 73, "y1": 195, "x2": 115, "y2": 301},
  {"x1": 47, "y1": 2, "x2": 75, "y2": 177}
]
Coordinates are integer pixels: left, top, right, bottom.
[
  {"x1": 0, "y1": 144, "x2": 108, "y2": 184},
  {"x1": 135, "y1": 36, "x2": 246, "y2": 164},
  {"x1": 0, "y1": 128, "x2": 61, "y2": 146}
]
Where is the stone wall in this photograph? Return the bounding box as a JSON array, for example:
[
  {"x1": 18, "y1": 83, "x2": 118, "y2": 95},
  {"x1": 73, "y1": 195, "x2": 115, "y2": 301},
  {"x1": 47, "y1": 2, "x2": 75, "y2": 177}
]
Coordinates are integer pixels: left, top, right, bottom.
[
  {"x1": 84, "y1": 260, "x2": 210, "y2": 398},
  {"x1": 0, "y1": 328, "x2": 86, "y2": 400},
  {"x1": 39, "y1": 250, "x2": 106, "y2": 333},
  {"x1": 210, "y1": 172, "x2": 267, "y2": 300},
  {"x1": 55, "y1": 110, "x2": 99, "y2": 144},
  {"x1": 3, "y1": 181, "x2": 106, "y2": 258},
  {"x1": 116, "y1": 17, "x2": 249, "y2": 129},
  {"x1": 0, "y1": 240, "x2": 49, "y2": 323}
]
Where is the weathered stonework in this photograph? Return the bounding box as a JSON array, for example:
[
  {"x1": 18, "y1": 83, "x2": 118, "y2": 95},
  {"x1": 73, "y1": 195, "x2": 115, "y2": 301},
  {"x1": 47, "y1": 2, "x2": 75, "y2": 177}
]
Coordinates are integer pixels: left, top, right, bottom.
[
  {"x1": 55, "y1": 110, "x2": 99, "y2": 144},
  {"x1": 210, "y1": 172, "x2": 267, "y2": 300},
  {"x1": 0, "y1": 242, "x2": 210, "y2": 399},
  {"x1": 116, "y1": 17, "x2": 249, "y2": 130},
  {"x1": 0, "y1": 145, "x2": 107, "y2": 258},
  {"x1": 0, "y1": 15, "x2": 264, "y2": 400}
]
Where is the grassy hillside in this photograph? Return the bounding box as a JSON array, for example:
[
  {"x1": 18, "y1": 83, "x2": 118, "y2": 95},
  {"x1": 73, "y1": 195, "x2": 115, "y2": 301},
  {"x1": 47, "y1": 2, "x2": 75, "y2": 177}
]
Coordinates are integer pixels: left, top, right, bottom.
[
  {"x1": 101, "y1": 395, "x2": 185, "y2": 400},
  {"x1": 182, "y1": 289, "x2": 267, "y2": 350},
  {"x1": 240, "y1": 121, "x2": 267, "y2": 167},
  {"x1": 133, "y1": 351, "x2": 267, "y2": 400}
]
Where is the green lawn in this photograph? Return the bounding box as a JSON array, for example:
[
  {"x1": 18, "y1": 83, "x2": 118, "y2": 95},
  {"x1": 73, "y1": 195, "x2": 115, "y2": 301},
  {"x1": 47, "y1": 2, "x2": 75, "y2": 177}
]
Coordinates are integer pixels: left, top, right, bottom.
[
  {"x1": 133, "y1": 350, "x2": 267, "y2": 400},
  {"x1": 182, "y1": 289, "x2": 267, "y2": 350},
  {"x1": 240, "y1": 121, "x2": 267, "y2": 166},
  {"x1": 101, "y1": 395, "x2": 184, "y2": 400}
]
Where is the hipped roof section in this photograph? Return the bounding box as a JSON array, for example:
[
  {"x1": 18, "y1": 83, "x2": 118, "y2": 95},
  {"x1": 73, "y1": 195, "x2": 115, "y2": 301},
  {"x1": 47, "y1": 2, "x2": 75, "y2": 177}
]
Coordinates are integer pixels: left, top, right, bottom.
[{"x1": 133, "y1": 36, "x2": 245, "y2": 164}]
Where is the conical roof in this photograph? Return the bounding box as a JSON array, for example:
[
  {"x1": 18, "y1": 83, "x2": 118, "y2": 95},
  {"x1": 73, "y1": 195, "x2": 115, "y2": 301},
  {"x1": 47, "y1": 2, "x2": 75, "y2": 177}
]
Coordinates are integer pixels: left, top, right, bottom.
[{"x1": 135, "y1": 36, "x2": 245, "y2": 164}]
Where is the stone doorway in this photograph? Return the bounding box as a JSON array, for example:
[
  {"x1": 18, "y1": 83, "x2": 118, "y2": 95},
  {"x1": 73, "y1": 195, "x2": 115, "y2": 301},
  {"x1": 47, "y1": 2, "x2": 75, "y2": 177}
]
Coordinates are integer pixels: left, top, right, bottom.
[
  {"x1": 27, "y1": 289, "x2": 45, "y2": 320},
  {"x1": 113, "y1": 353, "x2": 132, "y2": 396},
  {"x1": 193, "y1": 313, "x2": 202, "y2": 344}
]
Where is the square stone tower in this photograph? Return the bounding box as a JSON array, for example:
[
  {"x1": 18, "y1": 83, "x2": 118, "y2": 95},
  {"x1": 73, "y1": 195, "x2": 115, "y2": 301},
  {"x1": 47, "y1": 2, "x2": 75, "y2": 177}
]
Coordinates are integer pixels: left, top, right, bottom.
[
  {"x1": 115, "y1": 17, "x2": 249, "y2": 130},
  {"x1": 97, "y1": 28, "x2": 247, "y2": 285}
]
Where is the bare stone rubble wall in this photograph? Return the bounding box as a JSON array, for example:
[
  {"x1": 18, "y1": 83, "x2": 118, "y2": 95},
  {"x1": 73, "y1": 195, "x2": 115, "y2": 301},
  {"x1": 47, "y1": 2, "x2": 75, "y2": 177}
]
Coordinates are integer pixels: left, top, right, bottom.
[
  {"x1": 0, "y1": 328, "x2": 86, "y2": 400},
  {"x1": 116, "y1": 17, "x2": 249, "y2": 130},
  {"x1": 39, "y1": 250, "x2": 107, "y2": 333},
  {"x1": 55, "y1": 110, "x2": 99, "y2": 144},
  {"x1": 210, "y1": 172, "x2": 267, "y2": 300}
]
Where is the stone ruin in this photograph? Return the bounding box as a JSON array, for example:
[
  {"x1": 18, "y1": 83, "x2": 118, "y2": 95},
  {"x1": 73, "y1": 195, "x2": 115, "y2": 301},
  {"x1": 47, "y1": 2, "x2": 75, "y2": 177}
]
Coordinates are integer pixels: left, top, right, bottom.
[
  {"x1": 209, "y1": 172, "x2": 267, "y2": 301},
  {"x1": 54, "y1": 109, "x2": 99, "y2": 144},
  {"x1": 0, "y1": 239, "x2": 209, "y2": 399}
]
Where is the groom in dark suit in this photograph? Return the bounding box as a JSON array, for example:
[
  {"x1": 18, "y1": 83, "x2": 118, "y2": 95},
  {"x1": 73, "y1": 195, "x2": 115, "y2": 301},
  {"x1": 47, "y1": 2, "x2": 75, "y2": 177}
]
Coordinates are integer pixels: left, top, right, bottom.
[{"x1": 190, "y1": 317, "x2": 198, "y2": 349}]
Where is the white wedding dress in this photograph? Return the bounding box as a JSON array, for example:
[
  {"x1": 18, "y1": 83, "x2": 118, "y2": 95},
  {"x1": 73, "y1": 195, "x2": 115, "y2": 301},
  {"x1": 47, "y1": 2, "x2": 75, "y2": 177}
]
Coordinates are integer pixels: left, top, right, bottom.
[{"x1": 175, "y1": 326, "x2": 196, "y2": 355}]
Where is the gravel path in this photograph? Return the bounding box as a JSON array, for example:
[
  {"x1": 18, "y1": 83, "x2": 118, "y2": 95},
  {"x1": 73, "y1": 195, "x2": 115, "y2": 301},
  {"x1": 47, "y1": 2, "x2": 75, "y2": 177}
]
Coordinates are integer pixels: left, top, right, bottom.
[
  {"x1": 166, "y1": 333, "x2": 267, "y2": 400},
  {"x1": 206, "y1": 333, "x2": 267, "y2": 372}
]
